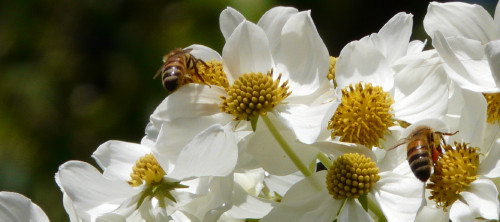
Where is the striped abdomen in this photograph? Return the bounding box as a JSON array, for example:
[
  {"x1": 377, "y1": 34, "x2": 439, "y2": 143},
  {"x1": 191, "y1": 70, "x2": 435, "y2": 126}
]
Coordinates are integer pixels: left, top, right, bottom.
[
  {"x1": 407, "y1": 139, "x2": 432, "y2": 182},
  {"x1": 163, "y1": 56, "x2": 187, "y2": 91}
]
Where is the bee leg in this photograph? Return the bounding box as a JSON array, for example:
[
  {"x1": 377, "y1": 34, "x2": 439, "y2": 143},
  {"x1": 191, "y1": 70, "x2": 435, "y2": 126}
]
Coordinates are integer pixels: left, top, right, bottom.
[
  {"x1": 437, "y1": 130, "x2": 458, "y2": 147},
  {"x1": 192, "y1": 63, "x2": 207, "y2": 83},
  {"x1": 192, "y1": 60, "x2": 211, "y2": 88}
]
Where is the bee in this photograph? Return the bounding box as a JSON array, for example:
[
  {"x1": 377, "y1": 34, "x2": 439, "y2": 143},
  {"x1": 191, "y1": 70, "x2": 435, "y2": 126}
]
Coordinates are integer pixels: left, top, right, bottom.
[
  {"x1": 154, "y1": 48, "x2": 208, "y2": 92},
  {"x1": 389, "y1": 126, "x2": 458, "y2": 182}
]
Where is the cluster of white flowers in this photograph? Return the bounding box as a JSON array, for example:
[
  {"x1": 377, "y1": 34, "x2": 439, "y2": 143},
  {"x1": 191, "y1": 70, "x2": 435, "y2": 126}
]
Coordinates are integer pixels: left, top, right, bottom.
[{"x1": 3, "y1": 1, "x2": 500, "y2": 221}]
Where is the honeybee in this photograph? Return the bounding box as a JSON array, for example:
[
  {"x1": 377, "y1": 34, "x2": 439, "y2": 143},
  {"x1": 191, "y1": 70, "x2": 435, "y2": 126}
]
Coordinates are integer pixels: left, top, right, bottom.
[
  {"x1": 154, "y1": 48, "x2": 208, "y2": 92},
  {"x1": 389, "y1": 126, "x2": 458, "y2": 182}
]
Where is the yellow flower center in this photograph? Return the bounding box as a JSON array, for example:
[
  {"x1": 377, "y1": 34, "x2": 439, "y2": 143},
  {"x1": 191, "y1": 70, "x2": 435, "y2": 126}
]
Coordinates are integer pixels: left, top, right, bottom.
[
  {"x1": 326, "y1": 153, "x2": 380, "y2": 199},
  {"x1": 327, "y1": 82, "x2": 395, "y2": 148},
  {"x1": 128, "y1": 153, "x2": 166, "y2": 187},
  {"x1": 190, "y1": 60, "x2": 229, "y2": 89},
  {"x1": 327, "y1": 56, "x2": 338, "y2": 87},
  {"x1": 220, "y1": 69, "x2": 291, "y2": 121},
  {"x1": 484, "y1": 93, "x2": 500, "y2": 124},
  {"x1": 128, "y1": 154, "x2": 188, "y2": 208},
  {"x1": 426, "y1": 142, "x2": 480, "y2": 209}
]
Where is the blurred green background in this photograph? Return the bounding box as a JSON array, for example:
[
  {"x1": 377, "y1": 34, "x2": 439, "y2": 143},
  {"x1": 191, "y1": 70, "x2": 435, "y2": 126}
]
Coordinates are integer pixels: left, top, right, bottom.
[{"x1": 0, "y1": 0, "x2": 496, "y2": 220}]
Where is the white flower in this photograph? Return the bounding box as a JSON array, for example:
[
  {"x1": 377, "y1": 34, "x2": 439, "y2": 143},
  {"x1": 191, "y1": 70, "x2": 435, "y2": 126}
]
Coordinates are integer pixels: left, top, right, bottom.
[
  {"x1": 415, "y1": 89, "x2": 500, "y2": 222},
  {"x1": 0, "y1": 191, "x2": 49, "y2": 222},
  {"x1": 326, "y1": 12, "x2": 448, "y2": 149},
  {"x1": 220, "y1": 169, "x2": 277, "y2": 221},
  {"x1": 56, "y1": 140, "x2": 232, "y2": 221},
  {"x1": 261, "y1": 146, "x2": 424, "y2": 222},
  {"x1": 423, "y1": 1, "x2": 500, "y2": 93},
  {"x1": 151, "y1": 6, "x2": 331, "y2": 176}
]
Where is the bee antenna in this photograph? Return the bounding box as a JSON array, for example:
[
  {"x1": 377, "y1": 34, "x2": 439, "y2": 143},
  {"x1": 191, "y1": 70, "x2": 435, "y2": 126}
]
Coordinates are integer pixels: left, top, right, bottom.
[{"x1": 387, "y1": 140, "x2": 408, "y2": 151}]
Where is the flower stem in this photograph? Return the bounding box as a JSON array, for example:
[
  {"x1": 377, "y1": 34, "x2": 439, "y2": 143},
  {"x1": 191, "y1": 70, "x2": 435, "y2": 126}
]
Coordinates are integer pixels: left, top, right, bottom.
[
  {"x1": 368, "y1": 196, "x2": 387, "y2": 222},
  {"x1": 317, "y1": 152, "x2": 332, "y2": 169},
  {"x1": 359, "y1": 194, "x2": 368, "y2": 211},
  {"x1": 261, "y1": 115, "x2": 312, "y2": 177},
  {"x1": 336, "y1": 198, "x2": 347, "y2": 219}
]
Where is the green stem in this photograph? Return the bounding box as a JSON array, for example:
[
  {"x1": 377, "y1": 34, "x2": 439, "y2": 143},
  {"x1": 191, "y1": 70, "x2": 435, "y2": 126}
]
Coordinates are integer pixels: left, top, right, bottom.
[
  {"x1": 336, "y1": 198, "x2": 347, "y2": 219},
  {"x1": 261, "y1": 115, "x2": 312, "y2": 177},
  {"x1": 368, "y1": 196, "x2": 387, "y2": 222},
  {"x1": 359, "y1": 195, "x2": 368, "y2": 211},
  {"x1": 317, "y1": 152, "x2": 332, "y2": 169}
]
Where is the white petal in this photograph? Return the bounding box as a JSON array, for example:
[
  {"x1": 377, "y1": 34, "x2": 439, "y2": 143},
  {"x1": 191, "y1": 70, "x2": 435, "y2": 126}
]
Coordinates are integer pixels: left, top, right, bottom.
[
  {"x1": 60, "y1": 191, "x2": 82, "y2": 222},
  {"x1": 274, "y1": 11, "x2": 329, "y2": 96},
  {"x1": 407, "y1": 40, "x2": 427, "y2": 55},
  {"x1": 150, "y1": 84, "x2": 226, "y2": 124},
  {"x1": 372, "y1": 12, "x2": 413, "y2": 63},
  {"x1": 222, "y1": 21, "x2": 273, "y2": 82},
  {"x1": 375, "y1": 146, "x2": 409, "y2": 174},
  {"x1": 496, "y1": 1, "x2": 500, "y2": 30},
  {"x1": 180, "y1": 176, "x2": 233, "y2": 221},
  {"x1": 234, "y1": 169, "x2": 265, "y2": 196},
  {"x1": 264, "y1": 171, "x2": 303, "y2": 197},
  {"x1": 186, "y1": 44, "x2": 222, "y2": 61},
  {"x1": 336, "y1": 39, "x2": 393, "y2": 92},
  {"x1": 219, "y1": 7, "x2": 245, "y2": 41},
  {"x1": 433, "y1": 32, "x2": 500, "y2": 93},
  {"x1": 168, "y1": 124, "x2": 238, "y2": 180},
  {"x1": 257, "y1": 6, "x2": 299, "y2": 56},
  {"x1": 393, "y1": 50, "x2": 439, "y2": 99},
  {"x1": 415, "y1": 206, "x2": 448, "y2": 222},
  {"x1": 276, "y1": 103, "x2": 331, "y2": 144},
  {"x1": 0, "y1": 192, "x2": 49, "y2": 222},
  {"x1": 92, "y1": 140, "x2": 151, "y2": 181},
  {"x1": 141, "y1": 121, "x2": 159, "y2": 147},
  {"x1": 393, "y1": 52, "x2": 448, "y2": 123},
  {"x1": 338, "y1": 199, "x2": 373, "y2": 222},
  {"x1": 459, "y1": 179, "x2": 500, "y2": 220},
  {"x1": 246, "y1": 114, "x2": 318, "y2": 176},
  {"x1": 479, "y1": 139, "x2": 500, "y2": 178},
  {"x1": 372, "y1": 172, "x2": 424, "y2": 222},
  {"x1": 313, "y1": 141, "x2": 377, "y2": 161},
  {"x1": 278, "y1": 170, "x2": 326, "y2": 203},
  {"x1": 56, "y1": 161, "x2": 137, "y2": 212},
  {"x1": 451, "y1": 89, "x2": 487, "y2": 147},
  {"x1": 153, "y1": 114, "x2": 234, "y2": 169},
  {"x1": 262, "y1": 171, "x2": 339, "y2": 222},
  {"x1": 486, "y1": 40, "x2": 500, "y2": 84},
  {"x1": 449, "y1": 199, "x2": 474, "y2": 222},
  {"x1": 224, "y1": 183, "x2": 274, "y2": 219},
  {"x1": 424, "y1": 2, "x2": 500, "y2": 43}
]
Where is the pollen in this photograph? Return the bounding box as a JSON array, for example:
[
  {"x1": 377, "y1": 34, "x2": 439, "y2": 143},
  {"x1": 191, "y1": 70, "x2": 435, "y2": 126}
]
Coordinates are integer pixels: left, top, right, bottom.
[
  {"x1": 327, "y1": 82, "x2": 395, "y2": 148},
  {"x1": 326, "y1": 153, "x2": 380, "y2": 199},
  {"x1": 219, "y1": 69, "x2": 291, "y2": 121},
  {"x1": 190, "y1": 60, "x2": 230, "y2": 89},
  {"x1": 484, "y1": 93, "x2": 500, "y2": 124},
  {"x1": 327, "y1": 56, "x2": 338, "y2": 87},
  {"x1": 426, "y1": 142, "x2": 480, "y2": 209},
  {"x1": 128, "y1": 153, "x2": 166, "y2": 187}
]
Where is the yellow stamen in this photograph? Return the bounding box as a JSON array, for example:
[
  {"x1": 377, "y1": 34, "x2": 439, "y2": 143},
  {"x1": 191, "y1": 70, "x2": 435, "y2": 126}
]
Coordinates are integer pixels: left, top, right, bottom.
[
  {"x1": 188, "y1": 60, "x2": 229, "y2": 89},
  {"x1": 328, "y1": 82, "x2": 395, "y2": 148},
  {"x1": 128, "y1": 153, "x2": 188, "y2": 209},
  {"x1": 219, "y1": 69, "x2": 291, "y2": 121},
  {"x1": 327, "y1": 56, "x2": 338, "y2": 87},
  {"x1": 484, "y1": 93, "x2": 500, "y2": 124},
  {"x1": 326, "y1": 153, "x2": 380, "y2": 199},
  {"x1": 128, "y1": 153, "x2": 166, "y2": 187},
  {"x1": 426, "y1": 142, "x2": 480, "y2": 209}
]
